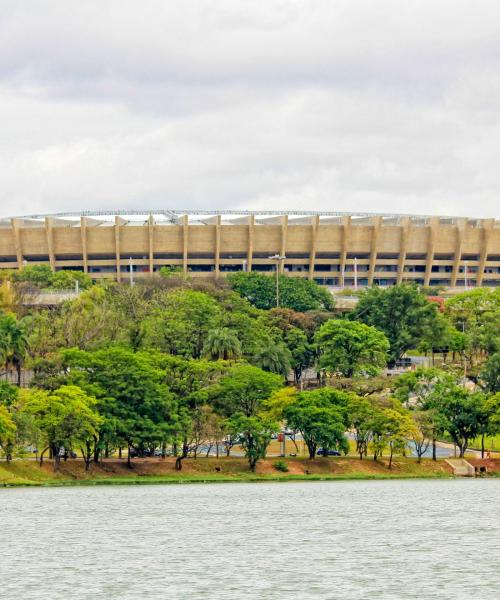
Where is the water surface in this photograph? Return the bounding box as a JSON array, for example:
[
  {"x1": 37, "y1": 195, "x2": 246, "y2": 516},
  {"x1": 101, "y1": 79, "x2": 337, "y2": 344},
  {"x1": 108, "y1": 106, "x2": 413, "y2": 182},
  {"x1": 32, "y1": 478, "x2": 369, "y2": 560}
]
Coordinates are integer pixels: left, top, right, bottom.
[{"x1": 1, "y1": 479, "x2": 498, "y2": 599}]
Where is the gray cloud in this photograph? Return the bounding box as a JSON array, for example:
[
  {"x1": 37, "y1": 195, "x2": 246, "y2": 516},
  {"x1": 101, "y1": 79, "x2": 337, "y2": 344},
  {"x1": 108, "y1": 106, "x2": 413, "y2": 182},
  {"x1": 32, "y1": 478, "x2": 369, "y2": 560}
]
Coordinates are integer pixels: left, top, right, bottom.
[{"x1": 0, "y1": 0, "x2": 499, "y2": 218}]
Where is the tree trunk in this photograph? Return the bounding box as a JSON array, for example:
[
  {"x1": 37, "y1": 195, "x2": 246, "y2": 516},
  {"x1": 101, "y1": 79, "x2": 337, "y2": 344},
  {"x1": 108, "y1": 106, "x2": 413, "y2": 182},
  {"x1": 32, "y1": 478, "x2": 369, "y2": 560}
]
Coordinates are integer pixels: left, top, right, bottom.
[
  {"x1": 432, "y1": 437, "x2": 437, "y2": 461},
  {"x1": 39, "y1": 447, "x2": 49, "y2": 467},
  {"x1": 16, "y1": 362, "x2": 22, "y2": 387},
  {"x1": 389, "y1": 445, "x2": 393, "y2": 469},
  {"x1": 118, "y1": 447, "x2": 122, "y2": 459},
  {"x1": 175, "y1": 456, "x2": 183, "y2": 471},
  {"x1": 127, "y1": 445, "x2": 132, "y2": 468}
]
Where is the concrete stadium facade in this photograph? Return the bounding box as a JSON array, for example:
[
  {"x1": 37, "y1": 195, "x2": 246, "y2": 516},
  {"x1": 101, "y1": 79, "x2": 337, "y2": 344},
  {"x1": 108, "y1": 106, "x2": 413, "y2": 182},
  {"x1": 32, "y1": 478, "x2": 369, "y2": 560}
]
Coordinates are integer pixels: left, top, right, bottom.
[{"x1": 1, "y1": 210, "x2": 499, "y2": 288}]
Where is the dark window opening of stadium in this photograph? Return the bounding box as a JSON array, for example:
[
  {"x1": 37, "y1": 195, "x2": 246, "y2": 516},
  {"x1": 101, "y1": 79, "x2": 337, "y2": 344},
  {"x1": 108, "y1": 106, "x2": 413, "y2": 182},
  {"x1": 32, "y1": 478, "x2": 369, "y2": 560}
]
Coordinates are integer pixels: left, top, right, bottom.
[
  {"x1": 315, "y1": 252, "x2": 340, "y2": 259},
  {"x1": 154, "y1": 253, "x2": 183, "y2": 259},
  {"x1": 406, "y1": 253, "x2": 427, "y2": 260}
]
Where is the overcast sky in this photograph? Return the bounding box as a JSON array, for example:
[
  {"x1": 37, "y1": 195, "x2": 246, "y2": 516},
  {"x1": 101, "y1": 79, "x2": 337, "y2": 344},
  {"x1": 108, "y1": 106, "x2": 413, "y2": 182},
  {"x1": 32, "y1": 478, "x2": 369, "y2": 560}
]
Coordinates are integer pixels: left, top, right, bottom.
[{"x1": 1, "y1": 0, "x2": 499, "y2": 219}]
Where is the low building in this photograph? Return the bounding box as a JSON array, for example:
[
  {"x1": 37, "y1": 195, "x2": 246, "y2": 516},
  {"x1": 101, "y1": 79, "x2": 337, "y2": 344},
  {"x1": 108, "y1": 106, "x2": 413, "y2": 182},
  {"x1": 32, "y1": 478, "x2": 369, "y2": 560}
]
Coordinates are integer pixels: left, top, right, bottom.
[{"x1": 0, "y1": 210, "x2": 499, "y2": 288}]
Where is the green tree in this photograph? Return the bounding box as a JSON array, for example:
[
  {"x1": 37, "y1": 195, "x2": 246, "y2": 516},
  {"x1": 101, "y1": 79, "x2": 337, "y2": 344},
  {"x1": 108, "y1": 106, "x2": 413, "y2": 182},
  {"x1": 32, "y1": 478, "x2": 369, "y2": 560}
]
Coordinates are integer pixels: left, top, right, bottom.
[
  {"x1": 21, "y1": 385, "x2": 101, "y2": 470},
  {"x1": 210, "y1": 364, "x2": 282, "y2": 418},
  {"x1": 284, "y1": 389, "x2": 350, "y2": 459},
  {"x1": 0, "y1": 405, "x2": 16, "y2": 461},
  {"x1": 226, "y1": 413, "x2": 278, "y2": 471},
  {"x1": 350, "y1": 284, "x2": 440, "y2": 364},
  {"x1": 62, "y1": 348, "x2": 177, "y2": 466},
  {"x1": 253, "y1": 341, "x2": 292, "y2": 377},
  {"x1": 228, "y1": 272, "x2": 334, "y2": 312},
  {"x1": 143, "y1": 289, "x2": 221, "y2": 358},
  {"x1": 348, "y1": 395, "x2": 376, "y2": 459},
  {"x1": 203, "y1": 328, "x2": 242, "y2": 360},
  {"x1": 0, "y1": 313, "x2": 30, "y2": 385},
  {"x1": 432, "y1": 381, "x2": 483, "y2": 457},
  {"x1": 480, "y1": 352, "x2": 500, "y2": 393},
  {"x1": 315, "y1": 319, "x2": 389, "y2": 377},
  {"x1": 50, "y1": 270, "x2": 92, "y2": 290},
  {"x1": 15, "y1": 264, "x2": 53, "y2": 288},
  {"x1": 394, "y1": 367, "x2": 450, "y2": 460}
]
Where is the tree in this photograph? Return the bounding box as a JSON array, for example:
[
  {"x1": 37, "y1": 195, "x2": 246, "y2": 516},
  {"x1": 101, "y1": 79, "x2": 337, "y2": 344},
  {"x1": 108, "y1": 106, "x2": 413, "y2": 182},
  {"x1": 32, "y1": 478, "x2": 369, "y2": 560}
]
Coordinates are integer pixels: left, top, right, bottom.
[
  {"x1": 21, "y1": 385, "x2": 101, "y2": 470},
  {"x1": 411, "y1": 410, "x2": 433, "y2": 463},
  {"x1": 432, "y1": 381, "x2": 483, "y2": 457},
  {"x1": 350, "y1": 284, "x2": 440, "y2": 364},
  {"x1": 315, "y1": 319, "x2": 389, "y2": 377},
  {"x1": 0, "y1": 313, "x2": 30, "y2": 385},
  {"x1": 226, "y1": 413, "x2": 278, "y2": 471},
  {"x1": 0, "y1": 405, "x2": 16, "y2": 461},
  {"x1": 284, "y1": 389, "x2": 350, "y2": 459},
  {"x1": 62, "y1": 348, "x2": 177, "y2": 466},
  {"x1": 14, "y1": 264, "x2": 53, "y2": 288},
  {"x1": 211, "y1": 364, "x2": 282, "y2": 418},
  {"x1": 50, "y1": 270, "x2": 92, "y2": 290},
  {"x1": 203, "y1": 328, "x2": 242, "y2": 360},
  {"x1": 445, "y1": 288, "x2": 500, "y2": 362},
  {"x1": 480, "y1": 352, "x2": 500, "y2": 393},
  {"x1": 370, "y1": 407, "x2": 414, "y2": 468},
  {"x1": 143, "y1": 289, "x2": 222, "y2": 358},
  {"x1": 348, "y1": 395, "x2": 376, "y2": 460},
  {"x1": 394, "y1": 367, "x2": 450, "y2": 460},
  {"x1": 253, "y1": 341, "x2": 292, "y2": 377},
  {"x1": 227, "y1": 272, "x2": 334, "y2": 312}
]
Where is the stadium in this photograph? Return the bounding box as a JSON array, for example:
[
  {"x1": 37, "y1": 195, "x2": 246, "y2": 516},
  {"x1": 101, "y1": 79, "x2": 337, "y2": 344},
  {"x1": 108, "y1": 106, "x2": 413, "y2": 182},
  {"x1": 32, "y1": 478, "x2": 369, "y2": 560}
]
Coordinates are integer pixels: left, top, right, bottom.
[{"x1": 0, "y1": 210, "x2": 499, "y2": 288}]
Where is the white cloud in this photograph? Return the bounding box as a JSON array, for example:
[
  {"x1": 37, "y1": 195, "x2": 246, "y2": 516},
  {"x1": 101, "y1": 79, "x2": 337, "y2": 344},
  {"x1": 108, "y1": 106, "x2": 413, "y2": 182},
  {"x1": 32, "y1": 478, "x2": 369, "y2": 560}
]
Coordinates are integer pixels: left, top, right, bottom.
[{"x1": 0, "y1": 0, "x2": 499, "y2": 218}]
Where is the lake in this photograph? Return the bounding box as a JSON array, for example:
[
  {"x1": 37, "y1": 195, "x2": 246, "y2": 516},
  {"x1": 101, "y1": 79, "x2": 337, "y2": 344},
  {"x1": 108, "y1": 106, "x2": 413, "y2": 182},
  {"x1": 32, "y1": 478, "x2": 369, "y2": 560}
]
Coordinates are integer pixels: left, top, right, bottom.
[{"x1": 1, "y1": 479, "x2": 498, "y2": 599}]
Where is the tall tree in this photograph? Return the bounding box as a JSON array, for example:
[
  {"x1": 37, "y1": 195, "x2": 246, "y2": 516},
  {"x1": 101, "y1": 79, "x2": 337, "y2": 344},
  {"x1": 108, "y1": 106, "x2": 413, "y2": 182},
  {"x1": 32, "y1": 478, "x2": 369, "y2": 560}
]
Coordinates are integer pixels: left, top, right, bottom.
[
  {"x1": 350, "y1": 284, "x2": 440, "y2": 364},
  {"x1": 315, "y1": 319, "x2": 389, "y2": 377},
  {"x1": 210, "y1": 364, "x2": 282, "y2": 417},
  {"x1": 203, "y1": 328, "x2": 242, "y2": 360},
  {"x1": 284, "y1": 389, "x2": 350, "y2": 459},
  {"x1": 228, "y1": 272, "x2": 334, "y2": 312},
  {"x1": 226, "y1": 413, "x2": 278, "y2": 471}
]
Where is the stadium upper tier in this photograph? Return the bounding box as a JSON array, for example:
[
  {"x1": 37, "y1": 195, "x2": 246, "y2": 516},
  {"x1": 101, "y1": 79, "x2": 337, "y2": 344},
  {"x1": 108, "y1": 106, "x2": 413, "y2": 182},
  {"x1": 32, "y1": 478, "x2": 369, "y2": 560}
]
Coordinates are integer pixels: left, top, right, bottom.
[{"x1": 0, "y1": 210, "x2": 499, "y2": 287}]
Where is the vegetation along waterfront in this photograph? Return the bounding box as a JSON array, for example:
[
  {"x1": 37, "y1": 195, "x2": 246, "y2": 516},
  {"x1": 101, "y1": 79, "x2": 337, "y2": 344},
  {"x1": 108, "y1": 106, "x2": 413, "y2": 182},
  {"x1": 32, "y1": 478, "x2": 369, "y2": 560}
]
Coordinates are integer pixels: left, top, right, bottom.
[{"x1": 1, "y1": 265, "x2": 499, "y2": 485}]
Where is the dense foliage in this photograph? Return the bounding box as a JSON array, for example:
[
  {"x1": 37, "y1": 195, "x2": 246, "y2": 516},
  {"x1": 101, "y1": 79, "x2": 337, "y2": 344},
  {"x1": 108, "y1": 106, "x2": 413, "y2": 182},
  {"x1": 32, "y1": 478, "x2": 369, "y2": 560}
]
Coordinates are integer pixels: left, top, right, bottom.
[{"x1": 0, "y1": 269, "x2": 498, "y2": 470}]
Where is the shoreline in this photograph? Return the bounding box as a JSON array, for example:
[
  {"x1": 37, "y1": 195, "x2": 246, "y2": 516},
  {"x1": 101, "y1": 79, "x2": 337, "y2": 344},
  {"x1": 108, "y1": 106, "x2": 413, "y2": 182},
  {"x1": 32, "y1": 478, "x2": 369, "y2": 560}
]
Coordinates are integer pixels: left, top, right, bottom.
[{"x1": 2, "y1": 456, "x2": 499, "y2": 488}]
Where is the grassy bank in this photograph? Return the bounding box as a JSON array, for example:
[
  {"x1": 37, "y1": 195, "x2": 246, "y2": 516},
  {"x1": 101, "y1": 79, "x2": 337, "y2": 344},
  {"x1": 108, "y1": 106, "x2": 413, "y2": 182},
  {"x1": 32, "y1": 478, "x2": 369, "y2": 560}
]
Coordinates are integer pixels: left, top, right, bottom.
[{"x1": 0, "y1": 455, "x2": 477, "y2": 487}]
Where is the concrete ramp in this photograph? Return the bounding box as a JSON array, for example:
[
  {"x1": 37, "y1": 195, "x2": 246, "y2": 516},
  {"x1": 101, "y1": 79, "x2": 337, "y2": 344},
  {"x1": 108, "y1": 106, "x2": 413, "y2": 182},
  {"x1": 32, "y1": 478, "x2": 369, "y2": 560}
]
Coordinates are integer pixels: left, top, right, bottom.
[{"x1": 445, "y1": 459, "x2": 475, "y2": 477}]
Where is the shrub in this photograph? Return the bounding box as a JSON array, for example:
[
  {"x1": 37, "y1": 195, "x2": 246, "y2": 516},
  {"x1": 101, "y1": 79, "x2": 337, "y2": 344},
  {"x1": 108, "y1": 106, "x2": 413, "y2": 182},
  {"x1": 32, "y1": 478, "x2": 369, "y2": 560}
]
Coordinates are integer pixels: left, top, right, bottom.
[{"x1": 273, "y1": 459, "x2": 289, "y2": 472}]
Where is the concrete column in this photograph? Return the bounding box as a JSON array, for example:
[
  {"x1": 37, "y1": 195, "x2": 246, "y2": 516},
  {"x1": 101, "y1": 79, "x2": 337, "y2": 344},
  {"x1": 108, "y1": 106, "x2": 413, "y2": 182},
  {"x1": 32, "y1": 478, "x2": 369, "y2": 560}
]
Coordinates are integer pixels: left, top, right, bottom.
[
  {"x1": 80, "y1": 217, "x2": 88, "y2": 274},
  {"x1": 214, "y1": 215, "x2": 221, "y2": 278},
  {"x1": 424, "y1": 217, "x2": 440, "y2": 287},
  {"x1": 182, "y1": 214, "x2": 189, "y2": 275},
  {"x1": 397, "y1": 217, "x2": 410, "y2": 284},
  {"x1": 477, "y1": 219, "x2": 495, "y2": 287},
  {"x1": 339, "y1": 216, "x2": 351, "y2": 287},
  {"x1": 308, "y1": 215, "x2": 320, "y2": 280},
  {"x1": 45, "y1": 217, "x2": 55, "y2": 272},
  {"x1": 11, "y1": 218, "x2": 23, "y2": 269},
  {"x1": 367, "y1": 216, "x2": 382, "y2": 286},
  {"x1": 451, "y1": 218, "x2": 467, "y2": 287},
  {"x1": 247, "y1": 214, "x2": 255, "y2": 272},
  {"x1": 279, "y1": 215, "x2": 288, "y2": 274},
  {"x1": 148, "y1": 215, "x2": 154, "y2": 276},
  {"x1": 114, "y1": 216, "x2": 121, "y2": 282}
]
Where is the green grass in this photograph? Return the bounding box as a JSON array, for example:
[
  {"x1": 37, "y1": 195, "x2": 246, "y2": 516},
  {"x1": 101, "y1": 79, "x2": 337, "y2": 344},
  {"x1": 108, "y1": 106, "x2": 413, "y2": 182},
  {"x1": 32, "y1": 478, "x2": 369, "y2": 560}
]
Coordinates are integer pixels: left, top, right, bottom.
[{"x1": 0, "y1": 456, "x2": 460, "y2": 487}]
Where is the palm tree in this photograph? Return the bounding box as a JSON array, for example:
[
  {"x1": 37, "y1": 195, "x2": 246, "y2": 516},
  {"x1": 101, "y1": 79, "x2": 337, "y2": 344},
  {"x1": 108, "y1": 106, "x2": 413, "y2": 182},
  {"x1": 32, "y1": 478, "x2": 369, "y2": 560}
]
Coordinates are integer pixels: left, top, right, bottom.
[
  {"x1": 203, "y1": 328, "x2": 242, "y2": 360},
  {"x1": 253, "y1": 342, "x2": 292, "y2": 377},
  {"x1": 0, "y1": 314, "x2": 29, "y2": 386}
]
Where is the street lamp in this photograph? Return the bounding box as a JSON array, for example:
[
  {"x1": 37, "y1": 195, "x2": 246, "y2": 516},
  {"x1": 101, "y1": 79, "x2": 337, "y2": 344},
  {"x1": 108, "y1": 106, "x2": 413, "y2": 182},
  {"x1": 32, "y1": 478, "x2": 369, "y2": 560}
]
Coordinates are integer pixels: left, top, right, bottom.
[
  {"x1": 268, "y1": 254, "x2": 286, "y2": 307},
  {"x1": 129, "y1": 257, "x2": 134, "y2": 286}
]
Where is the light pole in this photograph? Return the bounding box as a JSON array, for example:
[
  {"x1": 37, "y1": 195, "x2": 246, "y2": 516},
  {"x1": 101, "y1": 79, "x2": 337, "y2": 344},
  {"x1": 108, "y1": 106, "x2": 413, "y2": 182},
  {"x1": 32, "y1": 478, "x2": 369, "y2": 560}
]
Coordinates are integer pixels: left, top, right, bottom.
[
  {"x1": 129, "y1": 257, "x2": 134, "y2": 287},
  {"x1": 268, "y1": 254, "x2": 286, "y2": 307},
  {"x1": 242, "y1": 259, "x2": 247, "y2": 272},
  {"x1": 354, "y1": 256, "x2": 358, "y2": 290}
]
